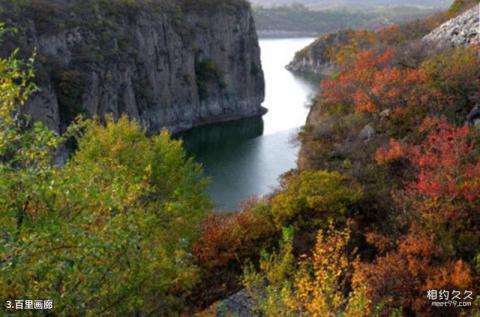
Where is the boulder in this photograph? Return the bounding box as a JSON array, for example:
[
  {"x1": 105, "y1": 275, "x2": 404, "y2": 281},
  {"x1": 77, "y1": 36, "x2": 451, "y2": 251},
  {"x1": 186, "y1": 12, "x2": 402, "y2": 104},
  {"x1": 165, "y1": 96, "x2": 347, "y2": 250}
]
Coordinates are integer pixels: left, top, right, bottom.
[
  {"x1": 467, "y1": 105, "x2": 480, "y2": 125},
  {"x1": 380, "y1": 108, "x2": 392, "y2": 118},
  {"x1": 359, "y1": 124, "x2": 375, "y2": 141}
]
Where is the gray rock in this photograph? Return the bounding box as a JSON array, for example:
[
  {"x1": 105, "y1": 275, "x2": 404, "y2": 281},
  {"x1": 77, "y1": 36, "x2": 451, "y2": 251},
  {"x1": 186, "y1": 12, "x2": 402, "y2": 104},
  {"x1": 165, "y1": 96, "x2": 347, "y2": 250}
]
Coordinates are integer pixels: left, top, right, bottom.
[
  {"x1": 467, "y1": 105, "x2": 480, "y2": 124},
  {"x1": 3, "y1": 1, "x2": 265, "y2": 134},
  {"x1": 215, "y1": 289, "x2": 258, "y2": 317},
  {"x1": 286, "y1": 30, "x2": 358, "y2": 76},
  {"x1": 359, "y1": 124, "x2": 375, "y2": 141},
  {"x1": 423, "y1": 4, "x2": 480, "y2": 48},
  {"x1": 380, "y1": 108, "x2": 392, "y2": 118}
]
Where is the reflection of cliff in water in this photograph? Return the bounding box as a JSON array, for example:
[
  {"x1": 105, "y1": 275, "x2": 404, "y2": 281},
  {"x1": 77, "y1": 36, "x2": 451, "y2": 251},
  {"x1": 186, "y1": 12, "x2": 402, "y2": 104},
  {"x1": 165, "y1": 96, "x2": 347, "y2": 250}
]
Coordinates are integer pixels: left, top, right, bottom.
[{"x1": 177, "y1": 116, "x2": 264, "y2": 157}]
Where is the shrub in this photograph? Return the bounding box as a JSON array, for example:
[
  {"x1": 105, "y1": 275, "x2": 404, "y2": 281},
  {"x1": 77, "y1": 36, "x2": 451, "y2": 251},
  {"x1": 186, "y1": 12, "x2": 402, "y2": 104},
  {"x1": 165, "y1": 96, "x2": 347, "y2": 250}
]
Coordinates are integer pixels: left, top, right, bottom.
[
  {"x1": 358, "y1": 227, "x2": 473, "y2": 317},
  {"x1": 243, "y1": 223, "x2": 390, "y2": 317},
  {"x1": 321, "y1": 48, "x2": 434, "y2": 114},
  {"x1": 421, "y1": 47, "x2": 480, "y2": 114},
  {"x1": 270, "y1": 170, "x2": 362, "y2": 229},
  {"x1": 377, "y1": 116, "x2": 480, "y2": 258},
  {"x1": 193, "y1": 198, "x2": 276, "y2": 270}
]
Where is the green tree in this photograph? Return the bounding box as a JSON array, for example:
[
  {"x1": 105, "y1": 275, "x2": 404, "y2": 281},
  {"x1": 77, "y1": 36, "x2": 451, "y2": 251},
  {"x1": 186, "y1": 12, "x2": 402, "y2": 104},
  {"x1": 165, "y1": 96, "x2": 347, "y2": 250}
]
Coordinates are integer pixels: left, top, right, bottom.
[
  {"x1": 0, "y1": 32, "x2": 210, "y2": 316},
  {"x1": 270, "y1": 170, "x2": 362, "y2": 229}
]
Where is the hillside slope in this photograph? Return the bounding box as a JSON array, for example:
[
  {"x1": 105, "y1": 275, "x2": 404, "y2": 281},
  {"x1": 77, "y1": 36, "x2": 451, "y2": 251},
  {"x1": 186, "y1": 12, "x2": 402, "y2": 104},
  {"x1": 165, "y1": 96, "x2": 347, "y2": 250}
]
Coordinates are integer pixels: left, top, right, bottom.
[
  {"x1": 423, "y1": 3, "x2": 480, "y2": 47},
  {"x1": 286, "y1": 1, "x2": 479, "y2": 75},
  {"x1": 199, "y1": 2, "x2": 480, "y2": 315}
]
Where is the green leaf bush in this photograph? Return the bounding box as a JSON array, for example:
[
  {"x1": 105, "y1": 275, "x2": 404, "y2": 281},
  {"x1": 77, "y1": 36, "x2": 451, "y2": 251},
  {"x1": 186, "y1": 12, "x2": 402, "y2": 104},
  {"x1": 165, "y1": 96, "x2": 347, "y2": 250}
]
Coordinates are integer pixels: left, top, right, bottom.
[{"x1": 0, "y1": 32, "x2": 210, "y2": 315}]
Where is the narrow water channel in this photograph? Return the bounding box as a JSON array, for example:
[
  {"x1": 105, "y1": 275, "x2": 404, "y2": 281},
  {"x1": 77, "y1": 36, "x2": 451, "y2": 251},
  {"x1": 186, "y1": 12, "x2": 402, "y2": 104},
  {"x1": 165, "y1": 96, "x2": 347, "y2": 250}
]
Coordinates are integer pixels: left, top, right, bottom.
[{"x1": 180, "y1": 38, "x2": 318, "y2": 211}]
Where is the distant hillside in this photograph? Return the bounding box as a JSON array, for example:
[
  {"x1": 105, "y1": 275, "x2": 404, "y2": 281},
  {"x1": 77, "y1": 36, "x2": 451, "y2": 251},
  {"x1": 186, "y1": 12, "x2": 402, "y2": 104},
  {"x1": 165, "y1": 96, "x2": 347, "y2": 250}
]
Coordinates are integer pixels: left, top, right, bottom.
[
  {"x1": 254, "y1": 4, "x2": 442, "y2": 37},
  {"x1": 249, "y1": 0, "x2": 451, "y2": 9}
]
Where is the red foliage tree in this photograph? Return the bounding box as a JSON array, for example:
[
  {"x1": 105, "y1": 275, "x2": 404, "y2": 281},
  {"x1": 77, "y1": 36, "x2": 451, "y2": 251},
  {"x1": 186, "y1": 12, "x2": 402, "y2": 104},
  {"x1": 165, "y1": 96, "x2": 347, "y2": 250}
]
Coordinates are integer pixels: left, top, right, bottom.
[
  {"x1": 376, "y1": 116, "x2": 480, "y2": 257},
  {"x1": 377, "y1": 117, "x2": 480, "y2": 221},
  {"x1": 192, "y1": 199, "x2": 276, "y2": 269},
  {"x1": 321, "y1": 48, "x2": 433, "y2": 114}
]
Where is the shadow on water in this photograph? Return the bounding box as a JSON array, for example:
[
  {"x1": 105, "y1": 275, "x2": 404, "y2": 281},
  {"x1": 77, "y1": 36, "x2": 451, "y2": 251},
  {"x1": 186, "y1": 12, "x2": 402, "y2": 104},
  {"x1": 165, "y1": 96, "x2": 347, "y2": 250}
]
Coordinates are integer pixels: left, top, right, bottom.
[
  {"x1": 177, "y1": 116, "x2": 264, "y2": 156},
  {"x1": 176, "y1": 116, "x2": 272, "y2": 212}
]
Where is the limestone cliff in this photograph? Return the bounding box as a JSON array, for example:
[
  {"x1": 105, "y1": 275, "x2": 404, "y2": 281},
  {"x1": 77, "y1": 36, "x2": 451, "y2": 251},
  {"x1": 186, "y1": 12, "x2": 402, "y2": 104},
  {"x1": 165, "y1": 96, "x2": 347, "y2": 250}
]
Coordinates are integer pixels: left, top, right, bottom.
[{"x1": 0, "y1": 0, "x2": 265, "y2": 133}]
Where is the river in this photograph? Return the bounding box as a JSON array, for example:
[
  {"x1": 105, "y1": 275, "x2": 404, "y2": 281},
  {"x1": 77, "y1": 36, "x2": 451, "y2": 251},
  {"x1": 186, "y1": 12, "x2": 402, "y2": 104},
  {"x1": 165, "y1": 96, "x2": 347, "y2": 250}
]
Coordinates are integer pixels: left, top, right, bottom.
[{"x1": 180, "y1": 38, "x2": 318, "y2": 211}]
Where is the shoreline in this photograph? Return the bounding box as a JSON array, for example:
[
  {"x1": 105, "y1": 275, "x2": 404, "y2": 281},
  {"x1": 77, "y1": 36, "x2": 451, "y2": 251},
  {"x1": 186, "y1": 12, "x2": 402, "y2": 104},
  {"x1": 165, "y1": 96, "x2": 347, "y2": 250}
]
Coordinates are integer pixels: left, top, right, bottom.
[{"x1": 170, "y1": 106, "x2": 268, "y2": 135}]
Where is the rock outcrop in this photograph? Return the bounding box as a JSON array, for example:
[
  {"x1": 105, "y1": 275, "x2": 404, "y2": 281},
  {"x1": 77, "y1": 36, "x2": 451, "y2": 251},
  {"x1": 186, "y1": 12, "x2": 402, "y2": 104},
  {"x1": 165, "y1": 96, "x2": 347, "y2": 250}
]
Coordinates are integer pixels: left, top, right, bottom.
[
  {"x1": 423, "y1": 4, "x2": 480, "y2": 48},
  {"x1": 467, "y1": 104, "x2": 480, "y2": 126},
  {"x1": 0, "y1": 0, "x2": 265, "y2": 133},
  {"x1": 285, "y1": 31, "x2": 342, "y2": 75},
  {"x1": 286, "y1": 29, "x2": 373, "y2": 75},
  {"x1": 214, "y1": 289, "x2": 257, "y2": 317}
]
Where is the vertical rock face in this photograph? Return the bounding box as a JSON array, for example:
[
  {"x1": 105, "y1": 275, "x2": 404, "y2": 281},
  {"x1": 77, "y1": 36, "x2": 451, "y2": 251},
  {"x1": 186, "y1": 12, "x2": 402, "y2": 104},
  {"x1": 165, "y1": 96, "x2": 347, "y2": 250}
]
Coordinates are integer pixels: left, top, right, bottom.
[
  {"x1": 423, "y1": 4, "x2": 480, "y2": 48},
  {"x1": 0, "y1": 0, "x2": 265, "y2": 133}
]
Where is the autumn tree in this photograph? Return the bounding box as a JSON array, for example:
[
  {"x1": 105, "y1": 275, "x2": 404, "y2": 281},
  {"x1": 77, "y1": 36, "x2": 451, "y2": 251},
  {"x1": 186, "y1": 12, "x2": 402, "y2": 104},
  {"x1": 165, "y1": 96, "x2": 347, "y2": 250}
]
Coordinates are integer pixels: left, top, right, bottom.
[
  {"x1": 327, "y1": 30, "x2": 377, "y2": 66},
  {"x1": 377, "y1": 116, "x2": 480, "y2": 258},
  {"x1": 270, "y1": 170, "x2": 362, "y2": 230},
  {"x1": 192, "y1": 198, "x2": 276, "y2": 270},
  {"x1": 243, "y1": 224, "x2": 392, "y2": 317},
  {"x1": 366, "y1": 116, "x2": 479, "y2": 315},
  {"x1": 358, "y1": 227, "x2": 472, "y2": 317},
  {"x1": 421, "y1": 47, "x2": 480, "y2": 113},
  {"x1": 0, "y1": 37, "x2": 210, "y2": 316},
  {"x1": 321, "y1": 48, "x2": 434, "y2": 114}
]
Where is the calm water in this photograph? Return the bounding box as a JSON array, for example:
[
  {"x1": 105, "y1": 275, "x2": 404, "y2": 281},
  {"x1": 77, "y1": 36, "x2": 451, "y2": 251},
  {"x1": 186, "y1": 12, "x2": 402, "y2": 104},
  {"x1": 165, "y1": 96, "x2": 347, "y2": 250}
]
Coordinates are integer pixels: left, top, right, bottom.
[{"x1": 180, "y1": 38, "x2": 318, "y2": 211}]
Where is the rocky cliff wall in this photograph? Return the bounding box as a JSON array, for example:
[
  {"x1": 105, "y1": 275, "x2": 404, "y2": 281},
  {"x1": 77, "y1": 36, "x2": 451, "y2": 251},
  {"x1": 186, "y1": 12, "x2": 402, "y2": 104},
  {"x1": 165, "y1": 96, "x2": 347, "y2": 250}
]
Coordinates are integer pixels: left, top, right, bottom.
[{"x1": 0, "y1": 0, "x2": 265, "y2": 133}]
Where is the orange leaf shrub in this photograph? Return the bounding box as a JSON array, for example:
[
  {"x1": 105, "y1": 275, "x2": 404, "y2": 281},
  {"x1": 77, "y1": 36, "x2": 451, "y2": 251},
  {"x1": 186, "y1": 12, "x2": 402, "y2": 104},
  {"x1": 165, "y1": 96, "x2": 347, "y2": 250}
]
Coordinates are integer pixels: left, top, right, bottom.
[
  {"x1": 375, "y1": 139, "x2": 406, "y2": 164},
  {"x1": 327, "y1": 30, "x2": 378, "y2": 66},
  {"x1": 192, "y1": 199, "x2": 276, "y2": 270},
  {"x1": 321, "y1": 48, "x2": 433, "y2": 114},
  {"x1": 358, "y1": 227, "x2": 473, "y2": 317},
  {"x1": 367, "y1": 116, "x2": 480, "y2": 315}
]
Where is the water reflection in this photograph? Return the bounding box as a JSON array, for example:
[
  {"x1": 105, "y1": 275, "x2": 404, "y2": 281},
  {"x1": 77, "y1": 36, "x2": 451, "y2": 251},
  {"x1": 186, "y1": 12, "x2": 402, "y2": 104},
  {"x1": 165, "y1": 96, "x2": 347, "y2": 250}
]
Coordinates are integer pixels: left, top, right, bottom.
[{"x1": 179, "y1": 116, "x2": 264, "y2": 154}]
